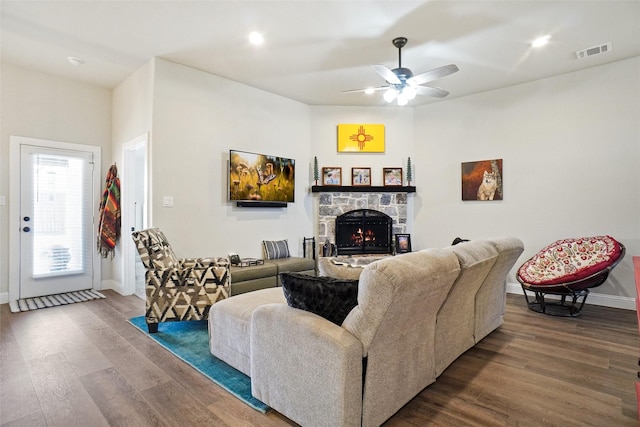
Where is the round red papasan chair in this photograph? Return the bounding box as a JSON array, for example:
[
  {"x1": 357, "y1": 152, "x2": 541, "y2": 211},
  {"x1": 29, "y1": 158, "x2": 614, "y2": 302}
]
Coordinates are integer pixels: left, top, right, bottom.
[{"x1": 517, "y1": 235, "x2": 625, "y2": 316}]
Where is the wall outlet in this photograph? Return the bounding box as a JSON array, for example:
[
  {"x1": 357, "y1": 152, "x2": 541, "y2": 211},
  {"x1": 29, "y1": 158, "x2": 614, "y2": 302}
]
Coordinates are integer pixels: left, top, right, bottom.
[
  {"x1": 162, "y1": 196, "x2": 174, "y2": 207},
  {"x1": 0, "y1": 195, "x2": 5, "y2": 206}
]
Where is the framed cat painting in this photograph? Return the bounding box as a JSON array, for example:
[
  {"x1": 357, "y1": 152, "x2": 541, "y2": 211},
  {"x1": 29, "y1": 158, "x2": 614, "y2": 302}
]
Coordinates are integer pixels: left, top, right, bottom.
[{"x1": 461, "y1": 159, "x2": 503, "y2": 201}]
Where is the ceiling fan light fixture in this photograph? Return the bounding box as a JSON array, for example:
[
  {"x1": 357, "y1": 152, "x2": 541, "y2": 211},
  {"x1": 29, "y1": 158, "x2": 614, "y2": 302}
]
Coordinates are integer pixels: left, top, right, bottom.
[
  {"x1": 403, "y1": 86, "x2": 416, "y2": 100},
  {"x1": 383, "y1": 88, "x2": 397, "y2": 103},
  {"x1": 349, "y1": 37, "x2": 458, "y2": 104}
]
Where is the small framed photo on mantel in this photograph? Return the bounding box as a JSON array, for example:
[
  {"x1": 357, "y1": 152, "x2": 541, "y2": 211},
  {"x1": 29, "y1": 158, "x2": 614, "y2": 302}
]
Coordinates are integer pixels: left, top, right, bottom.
[
  {"x1": 383, "y1": 167, "x2": 403, "y2": 186},
  {"x1": 322, "y1": 167, "x2": 342, "y2": 186},
  {"x1": 395, "y1": 234, "x2": 412, "y2": 254},
  {"x1": 351, "y1": 167, "x2": 371, "y2": 186}
]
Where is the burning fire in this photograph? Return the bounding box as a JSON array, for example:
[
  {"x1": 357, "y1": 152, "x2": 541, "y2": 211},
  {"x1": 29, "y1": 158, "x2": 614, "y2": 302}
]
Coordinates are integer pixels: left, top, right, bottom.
[{"x1": 350, "y1": 228, "x2": 377, "y2": 245}]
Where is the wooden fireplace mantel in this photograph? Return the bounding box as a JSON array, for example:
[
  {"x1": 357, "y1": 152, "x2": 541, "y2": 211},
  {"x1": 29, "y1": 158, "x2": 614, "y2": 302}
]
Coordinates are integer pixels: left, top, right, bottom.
[{"x1": 311, "y1": 185, "x2": 416, "y2": 193}]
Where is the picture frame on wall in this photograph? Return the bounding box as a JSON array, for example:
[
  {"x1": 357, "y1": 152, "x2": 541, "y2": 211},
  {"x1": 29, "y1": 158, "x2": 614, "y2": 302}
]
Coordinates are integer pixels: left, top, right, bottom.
[
  {"x1": 322, "y1": 167, "x2": 342, "y2": 186},
  {"x1": 395, "y1": 234, "x2": 412, "y2": 253},
  {"x1": 351, "y1": 167, "x2": 371, "y2": 186},
  {"x1": 461, "y1": 159, "x2": 503, "y2": 201},
  {"x1": 383, "y1": 167, "x2": 403, "y2": 186}
]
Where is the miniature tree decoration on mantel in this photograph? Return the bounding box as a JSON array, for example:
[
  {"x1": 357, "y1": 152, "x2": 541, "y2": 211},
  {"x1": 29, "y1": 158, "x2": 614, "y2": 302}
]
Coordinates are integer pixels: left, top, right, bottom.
[
  {"x1": 406, "y1": 157, "x2": 413, "y2": 186},
  {"x1": 313, "y1": 156, "x2": 319, "y2": 185}
]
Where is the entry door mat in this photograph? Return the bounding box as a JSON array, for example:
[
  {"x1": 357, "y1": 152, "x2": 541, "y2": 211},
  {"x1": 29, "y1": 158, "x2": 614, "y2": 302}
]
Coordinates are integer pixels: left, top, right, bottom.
[
  {"x1": 9, "y1": 289, "x2": 106, "y2": 313},
  {"x1": 128, "y1": 316, "x2": 269, "y2": 413}
]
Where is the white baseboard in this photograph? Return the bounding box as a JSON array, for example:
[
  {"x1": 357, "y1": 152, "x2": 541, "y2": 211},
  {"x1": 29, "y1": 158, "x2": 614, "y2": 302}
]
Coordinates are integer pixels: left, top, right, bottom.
[
  {"x1": 506, "y1": 282, "x2": 636, "y2": 311},
  {"x1": 0, "y1": 292, "x2": 8, "y2": 304},
  {"x1": 101, "y1": 279, "x2": 130, "y2": 296}
]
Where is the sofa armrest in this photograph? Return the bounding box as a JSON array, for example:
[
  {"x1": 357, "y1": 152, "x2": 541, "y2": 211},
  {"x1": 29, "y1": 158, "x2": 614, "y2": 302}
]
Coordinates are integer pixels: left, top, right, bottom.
[{"x1": 250, "y1": 304, "x2": 363, "y2": 427}]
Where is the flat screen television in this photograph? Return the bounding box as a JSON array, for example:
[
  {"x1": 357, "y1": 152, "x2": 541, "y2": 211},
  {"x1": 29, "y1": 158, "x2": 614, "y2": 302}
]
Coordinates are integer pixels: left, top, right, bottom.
[{"x1": 229, "y1": 149, "x2": 295, "y2": 206}]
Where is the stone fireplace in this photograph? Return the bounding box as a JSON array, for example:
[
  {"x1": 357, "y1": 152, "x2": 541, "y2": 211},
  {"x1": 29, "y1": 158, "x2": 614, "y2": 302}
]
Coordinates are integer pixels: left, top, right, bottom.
[{"x1": 315, "y1": 189, "x2": 411, "y2": 256}]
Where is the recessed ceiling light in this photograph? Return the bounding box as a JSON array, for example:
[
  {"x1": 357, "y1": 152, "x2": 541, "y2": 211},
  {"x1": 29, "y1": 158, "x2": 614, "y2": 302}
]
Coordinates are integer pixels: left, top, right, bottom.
[
  {"x1": 364, "y1": 87, "x2": 375, "y2": 95},
  {"x1": 248, "y1": 32, "x2": 264, "y2": 46},
  {"x1": 532, "y1": 35, "x2": 551, "y2": 48},
  {"x1": 67, "y1": 56, "x2": 84, "y2": 66}
]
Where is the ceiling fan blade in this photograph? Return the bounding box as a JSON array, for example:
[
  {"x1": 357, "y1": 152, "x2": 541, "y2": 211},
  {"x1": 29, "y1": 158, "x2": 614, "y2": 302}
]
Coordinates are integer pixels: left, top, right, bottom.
[
  {"x1": 407, "y1": 64, "x2": 459, "y2": 86},
  {"x1": 342, "y1": 85, "x2": 390, "y2": 93},
  {"x1": 373, "y1": 65, "x2": 401, "y2": 85},
  {"x1": 416, "y1": 86, "x2": 450, "y2": 98}
]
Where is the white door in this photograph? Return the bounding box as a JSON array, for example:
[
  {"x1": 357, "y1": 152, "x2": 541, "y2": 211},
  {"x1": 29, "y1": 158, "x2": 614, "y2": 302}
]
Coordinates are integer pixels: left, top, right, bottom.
[
  {"x1": 122, "y1": 133, "x2": 148, "y2": 298},
  {"x1": 18, "y1": 144, "x2": 96, "y2": 298}
]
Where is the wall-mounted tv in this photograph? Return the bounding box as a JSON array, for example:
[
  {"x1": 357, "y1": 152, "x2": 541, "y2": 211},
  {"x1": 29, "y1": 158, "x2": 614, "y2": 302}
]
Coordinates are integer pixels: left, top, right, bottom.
[{"x1": 229, "y1": 149, "x2": 295, "y2": 207}]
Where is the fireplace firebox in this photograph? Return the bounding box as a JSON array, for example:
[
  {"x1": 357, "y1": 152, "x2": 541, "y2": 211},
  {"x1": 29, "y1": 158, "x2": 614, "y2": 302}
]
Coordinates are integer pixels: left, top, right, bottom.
[{"x1": 335, "y1": 209, "x2": 392, "y2": 255}]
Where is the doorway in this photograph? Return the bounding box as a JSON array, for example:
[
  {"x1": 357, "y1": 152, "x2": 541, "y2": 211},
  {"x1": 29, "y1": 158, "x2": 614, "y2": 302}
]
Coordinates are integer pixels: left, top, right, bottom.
[
  {"x1": 122, "y1": 134, "x2": 148, "y2": 298},
  {"x1": 9, "y1": 136, "x2": 102, "y2": 302}
]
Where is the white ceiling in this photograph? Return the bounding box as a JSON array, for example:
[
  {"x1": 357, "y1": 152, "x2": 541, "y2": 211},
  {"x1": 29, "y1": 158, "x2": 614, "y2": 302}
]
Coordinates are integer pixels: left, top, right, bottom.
[{"x1": 2, "y1": 1, "x2": 639, "y2": 107}]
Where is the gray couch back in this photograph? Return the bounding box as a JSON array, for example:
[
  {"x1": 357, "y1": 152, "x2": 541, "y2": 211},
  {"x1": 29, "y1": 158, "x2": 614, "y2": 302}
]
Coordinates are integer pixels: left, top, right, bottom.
[
  {"x1": 343, "y1": 237, "x2": 524, "y2": 427},
  {"x1": 343, "y1": 248, "x2": 461, "y2": 427}
]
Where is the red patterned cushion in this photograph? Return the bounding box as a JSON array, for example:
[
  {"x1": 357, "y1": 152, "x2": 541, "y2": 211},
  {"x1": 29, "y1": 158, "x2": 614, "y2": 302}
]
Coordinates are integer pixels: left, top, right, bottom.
[{"x1": 518, "y1": 236, "x2": 622, "y2": 286}]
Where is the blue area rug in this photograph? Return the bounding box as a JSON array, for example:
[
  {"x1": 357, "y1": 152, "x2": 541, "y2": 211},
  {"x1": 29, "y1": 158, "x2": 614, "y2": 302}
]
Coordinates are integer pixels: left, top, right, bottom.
[{"x1": 128, "y1": 316, "x2": 269, "y2": 413}]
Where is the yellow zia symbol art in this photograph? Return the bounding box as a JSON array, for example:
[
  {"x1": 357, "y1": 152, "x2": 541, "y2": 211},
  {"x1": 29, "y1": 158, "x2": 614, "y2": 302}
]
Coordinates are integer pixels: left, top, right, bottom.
[{"x1": 337, "y1": 124, "x2": 385, "y2": 152}]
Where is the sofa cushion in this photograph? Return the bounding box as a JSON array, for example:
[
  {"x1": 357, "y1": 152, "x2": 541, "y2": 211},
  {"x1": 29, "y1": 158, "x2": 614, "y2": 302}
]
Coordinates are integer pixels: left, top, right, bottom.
[
  {"x1": 209, "y1": 287, "x2": 286, "y2": 376},
  {"x1": 279, "y1": 272, "x2": 358, "y2": 325},
  {"x1": 263, "y1": 239, "x2": 291, "y2": 259},
  {"x1": 269, "y1": 256, "x2": 316, "y2": 273},
  {"x1": 230, "y1": 262, "x2": 278, "y2": 283}
]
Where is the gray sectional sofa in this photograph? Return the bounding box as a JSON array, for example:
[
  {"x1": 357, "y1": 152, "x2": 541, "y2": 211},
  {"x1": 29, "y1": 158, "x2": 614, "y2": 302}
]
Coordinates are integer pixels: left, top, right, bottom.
[
  {"x1": 229, "y1": 257, "x2": 316, "y2": 295},
  {"x1": 209, "y1": 237, "x2": 524, "y2": 426}
]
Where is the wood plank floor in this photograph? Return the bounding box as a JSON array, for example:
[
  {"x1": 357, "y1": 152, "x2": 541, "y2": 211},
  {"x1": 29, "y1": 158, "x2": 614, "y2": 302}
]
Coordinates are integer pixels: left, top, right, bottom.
[{"x1": 1, "y1": 291, "x2": 637, "y2": 426}]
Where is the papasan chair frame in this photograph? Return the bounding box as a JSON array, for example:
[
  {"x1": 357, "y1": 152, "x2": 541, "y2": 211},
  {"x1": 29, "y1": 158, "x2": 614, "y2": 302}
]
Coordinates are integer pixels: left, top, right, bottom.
[{"x1": 517, "y1": 236, "x2": 625, "y2": 317}]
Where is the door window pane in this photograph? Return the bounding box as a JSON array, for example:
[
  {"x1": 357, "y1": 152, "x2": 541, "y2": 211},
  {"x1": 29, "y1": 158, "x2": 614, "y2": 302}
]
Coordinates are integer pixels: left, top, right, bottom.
[{"x1": 31, "y1": 153, "x2": 88, "y2": 277}]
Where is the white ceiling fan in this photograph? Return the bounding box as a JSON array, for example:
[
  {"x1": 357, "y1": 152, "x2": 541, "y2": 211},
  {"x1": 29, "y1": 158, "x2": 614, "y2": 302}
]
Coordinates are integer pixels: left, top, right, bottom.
[{"x1": 346, "y1": 37, "x2": 459, "y2": 105}]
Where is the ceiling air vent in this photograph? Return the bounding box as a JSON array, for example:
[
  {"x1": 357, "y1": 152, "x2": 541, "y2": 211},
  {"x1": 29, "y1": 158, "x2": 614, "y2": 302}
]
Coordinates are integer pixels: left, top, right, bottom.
[{"x1": 576, "y1": 42, "x2": 612, "y2": 59}]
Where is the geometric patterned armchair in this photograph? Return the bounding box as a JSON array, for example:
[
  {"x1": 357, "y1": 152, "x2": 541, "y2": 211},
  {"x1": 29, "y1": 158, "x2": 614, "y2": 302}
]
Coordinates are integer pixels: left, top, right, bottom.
[{"x1": 131, "y1": 227, "x2": 230, "y2": 333}]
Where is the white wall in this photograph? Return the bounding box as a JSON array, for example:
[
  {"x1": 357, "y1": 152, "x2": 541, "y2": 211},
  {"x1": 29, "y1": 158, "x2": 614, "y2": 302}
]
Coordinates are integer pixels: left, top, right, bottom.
[
  {"x1": 112, "y1": 59, "x2": 154, "y2": 158},
  {"x1": 309, "y1": 106, "x2": 415, "y2": 237},
  {"x1": 413, "y1": 57, "x2": 640, "y2": 301},
  {"x1": 110, "y1": 59, "x2": 155, "y2": 290},
  {"x1": 309, "y1": 107, "x2": 414, "y2": 185},
  {"x1": 0, "y1": 64, "x2": 112, "y2": 300},
  {"x1": 149, "y1": 58, "x2": 314, "y2": 258}
]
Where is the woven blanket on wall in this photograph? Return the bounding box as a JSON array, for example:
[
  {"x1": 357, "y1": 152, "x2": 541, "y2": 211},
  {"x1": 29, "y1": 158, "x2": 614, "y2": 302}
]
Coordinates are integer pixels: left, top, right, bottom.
[{"x1": 97, "y1": 164, "x2": 121, "y2": 258}]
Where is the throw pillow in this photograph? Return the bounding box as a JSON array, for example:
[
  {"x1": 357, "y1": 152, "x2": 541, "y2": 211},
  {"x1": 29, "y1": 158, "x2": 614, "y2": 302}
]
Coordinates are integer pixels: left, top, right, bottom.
[
  {"x1": 263, "y1": 239, "x2": 290, "y2": 259},
  {"x1": 279, "y1": 272, "x2": 358, "y2": 325}
]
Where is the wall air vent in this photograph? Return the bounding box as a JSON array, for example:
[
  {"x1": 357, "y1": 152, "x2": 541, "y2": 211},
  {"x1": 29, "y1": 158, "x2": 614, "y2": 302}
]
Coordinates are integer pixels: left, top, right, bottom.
[{"x1": 575, "y1": 42, "x2": 612, "y2": 59}]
